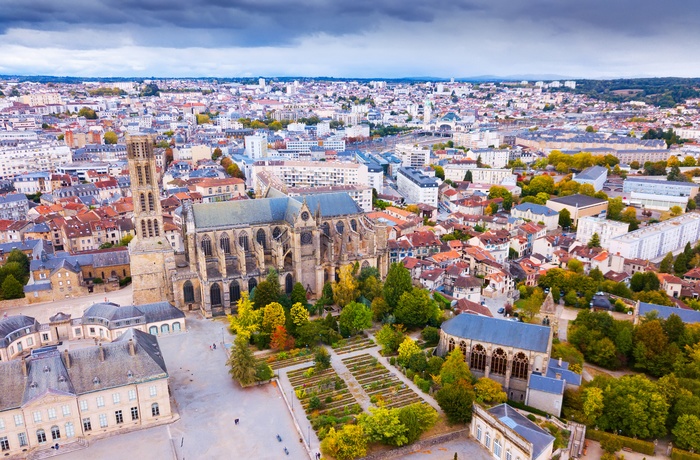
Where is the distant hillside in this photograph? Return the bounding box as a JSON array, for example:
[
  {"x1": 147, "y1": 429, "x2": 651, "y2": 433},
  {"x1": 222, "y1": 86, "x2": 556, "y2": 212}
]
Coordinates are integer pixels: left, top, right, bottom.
[{"x1": 564, "y1": 78, "x2": 700, "y2": 108}]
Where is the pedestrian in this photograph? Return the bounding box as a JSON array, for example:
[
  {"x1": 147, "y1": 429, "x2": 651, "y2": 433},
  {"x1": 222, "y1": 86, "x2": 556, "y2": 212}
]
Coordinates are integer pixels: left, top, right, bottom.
[
  {"x1": 235, "y1": 418, "x2": 239, "y2": 425},
  {"x1": 213, "y1": 343, "x2": 217, "y2": 350},
  {"x1": 209, "y1": 345, "x2": 212, "y2": 350}
]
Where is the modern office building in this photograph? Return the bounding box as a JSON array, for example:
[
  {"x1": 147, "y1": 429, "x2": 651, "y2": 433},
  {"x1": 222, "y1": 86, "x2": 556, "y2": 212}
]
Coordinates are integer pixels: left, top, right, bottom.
[{"x1": 397, "y1": 167, "x2": 439, "y2": 207}]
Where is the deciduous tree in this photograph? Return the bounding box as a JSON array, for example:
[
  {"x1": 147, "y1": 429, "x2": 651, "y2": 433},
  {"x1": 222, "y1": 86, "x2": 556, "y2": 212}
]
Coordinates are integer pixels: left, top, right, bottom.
[
  {"x1": 290, "y1": 302, "x2": 310, "y2": 327},
  {"x1": 435, "y1": 381, "x2": 475, "y2": 424},
  {"x1": 338, "y1": 301, "x2": 372, "y2": 336},
  {"x1": 333, "y1": 264, "x2": 360, "y2": 307},
  {"x1": 395, "y1": 287, "x2": 440, "y2": 328},
  {"x1": 440, "y1": 348, "x2": 472, "y2": 385},
  {"x1": 227, "y1": 333, "x2": 257, "y2": 386},
  {"x1": 397, "y1": 337, "x2": 422, "y2": 367},
  {"x1": 383, "y1": 263, "x2": 412, "y2": 310},
  {"x1": 261, "y1": 302, "x2": 286, "y2": 333}
]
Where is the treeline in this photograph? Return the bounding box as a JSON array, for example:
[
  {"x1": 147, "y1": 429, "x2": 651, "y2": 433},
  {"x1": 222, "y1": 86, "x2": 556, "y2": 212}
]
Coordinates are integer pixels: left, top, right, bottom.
[{"x1": 567, "y1": 78, "x2": 700, "y2": 108}]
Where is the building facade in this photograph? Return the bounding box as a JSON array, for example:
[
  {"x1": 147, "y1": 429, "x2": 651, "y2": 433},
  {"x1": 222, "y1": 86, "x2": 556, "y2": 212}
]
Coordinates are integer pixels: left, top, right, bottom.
[
  {"x1": 608, "y1": 212, "x2": 700, "y2": 260},
  {"x1": 397, "y1": 167, "x2": 439, "y2": 207},
  {"x1": 575, "y1": 216, "x2": 629, "y2": 249}
]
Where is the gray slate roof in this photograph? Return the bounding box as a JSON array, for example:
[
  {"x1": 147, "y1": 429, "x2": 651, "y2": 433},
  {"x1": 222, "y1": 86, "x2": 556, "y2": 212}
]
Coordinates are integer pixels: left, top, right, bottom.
[
  {"x1": 513, "y1": 203, "x2": 558, "y2": 217},
  {"x1": 488, "y1": 404, "x2": 555, "y2": 460},
  {"x1": 638, "y1": 302, "x2": 700, "y2": 324},
  {"x1": 82, "y1": 301, "x2": 184, "y2": 329},
  {"x1": 547, "y1": 194, "x2": 607, "y2": 208},
  {"x1": 0, "y1": 315, "x2": 39, "y2": 348},
  {"x1": 528, "y1": 373, "x2": 564, "y2": 395},
  {"x1": 441, "y1": 313, "x2": 550, "y2": 352}
]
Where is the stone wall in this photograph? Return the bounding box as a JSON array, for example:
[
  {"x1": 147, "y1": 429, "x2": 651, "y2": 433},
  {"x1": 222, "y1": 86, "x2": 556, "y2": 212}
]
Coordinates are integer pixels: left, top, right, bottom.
[{"x1": 358, "y1": 429, "x2": 469, "y2": 460}]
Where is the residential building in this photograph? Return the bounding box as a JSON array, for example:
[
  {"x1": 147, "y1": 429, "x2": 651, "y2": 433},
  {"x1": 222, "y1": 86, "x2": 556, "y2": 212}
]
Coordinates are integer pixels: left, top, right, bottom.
[
  {"x1": 397, "y1": 167, "x2": 439, "y2": 207},
  {"x1": 575, "y1": 216, "x2": 629, "y2": 249},
  {"x1": 545, "y1": 194, "x2": 608, "y2": 225},
  {"x1": 252, "y1": 160, "x2": 369, "y2": 195},
  {"x1": 572, "y1": 165, "x2": 607, "y2": 192},
  {"x1": 623, "y1": 177, "x2": 699, "y2": 198},
  {"x1": 244, "y1": 134, "x2": 268, "y2": 159},
  {"x1": 469, "y1": 168, "x2": 517, "y2": 186},
  {"x1": 0, "y1": 141, "x2": 72, "y2": 179},
  {"x1": 608, "y1": 213, "x2": 700, "y2": 261},
  {"x1": 510, "y1": 203, "x2": 559, "y2": 231},
  {"x1": 0, "y1": 194, "x2": 29, "y2": 220},
  {"x1": 395, "y1": 144, "x2": 430, "y2": 168},
  {"x1": 466, "y1": 149, "x2": 510, "y2": 168}
]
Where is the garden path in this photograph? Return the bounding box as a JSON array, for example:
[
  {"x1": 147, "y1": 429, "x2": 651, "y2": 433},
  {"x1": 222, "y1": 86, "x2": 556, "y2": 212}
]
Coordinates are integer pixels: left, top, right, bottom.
[{"x1": 328, "y1": 346, "x2": 374, "y2": 411}]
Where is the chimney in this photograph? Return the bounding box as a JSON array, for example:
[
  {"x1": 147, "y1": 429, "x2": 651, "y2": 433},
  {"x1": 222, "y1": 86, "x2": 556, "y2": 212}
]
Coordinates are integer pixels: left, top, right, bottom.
[
  {"x1": 21, "y1": 358, "x2": 27, "y2": 377},
  {"x1": 98, "y1": 343, "x2": 105, "y2": 362},
  {"x1": 63, "y1": 349, "x2": 71, "y2": 369},
  {"x1": 128, "y1": 339, "x2": 135, "y2": 356},
  {"x1": 555, "y1": 372, "x2": 562, "y2": 380},
  {"x1": 558, "y1": 357, "x2": 562, "y2": 367}
]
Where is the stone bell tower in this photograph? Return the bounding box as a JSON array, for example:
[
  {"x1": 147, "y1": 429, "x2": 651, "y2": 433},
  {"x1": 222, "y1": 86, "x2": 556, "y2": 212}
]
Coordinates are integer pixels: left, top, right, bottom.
[{"x1": 127, "y1": 134, "x2": 175, "y2": 305}]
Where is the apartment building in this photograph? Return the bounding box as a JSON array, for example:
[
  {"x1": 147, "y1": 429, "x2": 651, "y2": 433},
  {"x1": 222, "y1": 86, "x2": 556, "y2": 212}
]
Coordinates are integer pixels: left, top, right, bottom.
[
  {"x1": 0, "y1": 194, "x2": 29, "y2": 221},
  {"x1": 511, "y1": 203, "x2": 559, "y2": 231},
  {"x1": 395, "y1": 144, "x2": 430, "y2": 168},
  {"x1": 623, "y1": 177, "x2": 699, "y2": 198},
  {"x1": 608, "y1": 213, "x2": 700, "y2": 260},
  {"x1": 396, "y1": 167, "x2": 439, "y2": 207},
  {"x1": 575, "y1": 216, "x2": 629, "y2": 249},
  {"x1": 252, "y1": 160, "x2": 369, "y2": 192},
  {"x1": 286, "y1": 139, "x2": 346, "y2": 152},
  {"x1": 0, "y1": 142, "x2": 72, "y2": 179},
  {"x1": 467, "y1": 149, "x2": 510, "y2": 168},
  {"x1": 470, "y1": 168, "x2": 517, "y2": 186}
]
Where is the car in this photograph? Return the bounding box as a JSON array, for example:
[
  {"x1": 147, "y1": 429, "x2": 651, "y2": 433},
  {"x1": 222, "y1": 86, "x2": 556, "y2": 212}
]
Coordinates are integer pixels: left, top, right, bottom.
[
  {"x1": 510, "y1": 317, "x2": 520, "y2": 322},
  {"x1": 497, "y1": 307, "x2": 505, "y2": 314}
]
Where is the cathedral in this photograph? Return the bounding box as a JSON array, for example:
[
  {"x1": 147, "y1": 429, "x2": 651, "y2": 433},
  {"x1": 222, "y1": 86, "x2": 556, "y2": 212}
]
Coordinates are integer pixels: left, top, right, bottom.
[{"x1": 128, "y1": 135, "x2": 389, "y2": 317}]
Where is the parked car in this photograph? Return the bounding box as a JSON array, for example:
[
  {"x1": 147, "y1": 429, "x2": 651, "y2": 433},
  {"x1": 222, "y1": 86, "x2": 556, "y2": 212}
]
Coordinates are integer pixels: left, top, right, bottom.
[{"x1": 497, "y1": 307, "x2": 505, "y2": 314}]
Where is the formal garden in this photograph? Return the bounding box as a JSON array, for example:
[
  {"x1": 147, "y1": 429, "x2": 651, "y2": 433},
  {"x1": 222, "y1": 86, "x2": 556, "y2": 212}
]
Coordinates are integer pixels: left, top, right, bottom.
[
  {"x1": 331, "y1": 335, "x2": 376, "y2": 355},
  {"x1": 256, "y1": 348, "x2": 314, "y2": 370}
]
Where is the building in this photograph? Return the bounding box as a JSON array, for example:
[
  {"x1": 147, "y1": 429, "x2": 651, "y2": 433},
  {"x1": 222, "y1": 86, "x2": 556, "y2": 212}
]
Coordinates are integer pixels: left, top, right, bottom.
[
  {"x1": 0, "y1": 194, "x2": 29, "y2": 221},
  {"x1": 126, "y1": 135, "x2": 176, "y2": 305},
  {"x1": 545, "y1": 194, "x2": 608, "y2": 225},
  {"x1": 623, "y1": 177, "x2": 699, "y2": 198},
  {"x1": 395, "y1": 144, "x2": 430, "y2": 168},
  {"x1": 0, "y1": 141, "x2": 72, "y2": 179},
  {"x1": 397, "y1": 167, "x2": 439, "y2": 207},
  {"x1": 575, "y1": 216, "x2": 629, "y2": 249},
  {"x1": 572, "y1": 165, "x2": 607, "y2": 192},
  {"x1": 608, "y1": 212, "x2": 700, "y2": 261},
  {"x1": 510, "y1": 203, "x2": 559, "y2": 231},
  {"x1": 252, "y1": 160, "x2": 369, "y2": 194},
  {"x1": 471, "y1": 404, "x2": 555, "y2": 460},
  {"x1": 0, "y1": 329, "x2": 172, "y2": 458},
  {"x1": 244, "y1": 134, "x2": 268, "y2": 159},
  {"x1": 467, "y1": 149, "x2": 510, "y2": 168},
  {"x1": 443, "y1": 161, "x2": 476, "y2": 182},
  {"x1": 469, "y1": 168, "x2": 517, "y2": 186}
]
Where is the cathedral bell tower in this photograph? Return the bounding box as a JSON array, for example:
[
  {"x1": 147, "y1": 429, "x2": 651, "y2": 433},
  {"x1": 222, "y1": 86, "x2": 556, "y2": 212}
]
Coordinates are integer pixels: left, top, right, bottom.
[{"x1": 127, "y1": 134, "x2": 175, "y2": 305}]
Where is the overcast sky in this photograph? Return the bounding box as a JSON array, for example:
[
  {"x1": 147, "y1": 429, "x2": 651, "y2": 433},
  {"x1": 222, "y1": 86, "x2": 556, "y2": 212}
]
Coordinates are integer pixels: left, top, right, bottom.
[{"x1": 1, "y1": 0, "x2": 699, "y2": 79}]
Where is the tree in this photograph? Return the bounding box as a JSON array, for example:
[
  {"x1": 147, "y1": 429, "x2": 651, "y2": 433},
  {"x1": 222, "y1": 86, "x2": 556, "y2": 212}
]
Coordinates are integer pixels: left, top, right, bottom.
[
  {"x1": 371, "y1": 297, "x2": 390, "y2": 322},
  {"x1": 228, "y1": 292, "x2": 261, "y2": 336},
  {"x1": 314, "y1": 346, "x2": 331, "y2": 372},
  {"x1": 261, "y1": 302, "x2": 286, "y2": 333},
  {"x1": 397, "y1": 403, "x2": 438, "y2": 444},
  {"x1": 376, "y1": 324, "x2": 406, "y2": 355},
  {"x1": 212, "y1": 147, "x2": 223, "y2": 160},
  {"x1": 440, "y1": 348, "x2": 472, "y2": 385},
  {"x1": 527, "y1": 175, "x2": 555, "y2": 196},
  {"x1": 358, "y1": 406, "x2": 408, "y2": 446},
  {"x1": 395, "y1": 287, "x2": 440, "y2": 328},
  {"x1": 675, "y1": 253, "x2": 688, "y2": 275},
  {"x1": 78, "y1": 107, "x2": 97, "y2": 119},
  {"x1": 588, "y1": 232, "x2": 601, "y2": 248},
  {"x1": 103, "y1": 131, "x2": 118, "y2": 144},
  {"x1": 291, "y1": 282, "x2": 307, "y2": 305},
  {"x1": 321, "y1": 425, "x2": 367, "y2": 460},
  {"x1": 430, "y1": 164, "x2": 445, "y2": 180},
  {"x1": 558, "y1": 208, "x2": 572, "y2": 228},
  {"x1": 518, "y1": 288, "x2": 544, "y2": 323},
  {"x1": 118, "y1": 234, "x2": 134, "y2": 246},
  {"x1": 600, "y1": 437, "x2": 623, "y2": 455},
  {"x1": 673, "y1": 414, "x2": 700, "y2": 451},
  {"x1": 253, "y1": 269, "x2": 281, "y2": 310},
  {"x1": 6, "y1": 249, "x2": 29, "y2": 281},
  {"x1": 435, "y1": 381, "x2": 475, "y2": 424},
  {"x1": 567, "y1": 259, "x2": 584, "y2": 274},
  {"x1": 668, "y1": 165, "x2": 687, "y2": 182},
  {"x1": 338, "y1": 301, "x2": 372, "y2": 336},
  {"x1": 488, "y1": 186, "x2": 514, "y2": 211},
  {"x1": 582, "y1": 387, "x2": 605, "y2": 425},
  {"x1": 607, "y1": 197, "x2": 624, "y2": 220},
  {"x1": 270, "y1": 325, "x2": 295, "y2": 350},
  {"x1": 290, "y1": 302, "x2": 310, "y2": 327},
  {"x1": 660, "y1": 252, "x2": 675, "y2": 273},
  {"x1": 397, "y1": 337, "x2": 422, "y2": 367},
  {"x1": 474, "y1": 378, "x2": 507, "y2": 405},
  {"x1": 630, "y1": 271, "x2": 660, "y2": 292},
  {"x1": 360, "y1": 274, "x2": 383, "y2": 301},
  {"x1": 383, "y1": 263, "x2": 412, "y2": 310},
  {"x1": 464, "y1": 170, "x2": 473, "y2": 182},
  {"x1": 227, "y1": 333, "x2": 257, "y2": 386},
  {"x1": 0, "y1": 274, "x2": 23, "y2": 299},
  {"x1": 333, "y1": 264, "x2": 360, "y2": 307},
  {"x1": 226, "y1": 163, "x2": 245, "y2": 179}
]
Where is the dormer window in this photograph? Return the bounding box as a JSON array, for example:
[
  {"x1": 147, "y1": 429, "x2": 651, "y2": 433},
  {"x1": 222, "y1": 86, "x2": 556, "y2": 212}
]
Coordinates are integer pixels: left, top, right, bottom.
[{"x1": 93, "y1": 377, "x2": 100, "y2": 385}]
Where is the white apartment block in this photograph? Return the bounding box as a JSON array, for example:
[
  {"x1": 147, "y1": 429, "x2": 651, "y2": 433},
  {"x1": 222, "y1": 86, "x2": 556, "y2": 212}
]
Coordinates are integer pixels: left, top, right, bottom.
[
  {"x1": 576, "y1": 216, "x2": 629, "y2": 249},
  {"x1": 396, "y1": 144, "x2": 430, "y2": 168},
  {"x1": 443, "y1": 161, "x2": 476, "y2": 182},
  {"x1": 20, "y1": 92, "x2": 62, "y2": 107},
  {"x1": 0, "y1": 142, "x2": 72, "y2": 180},
  {"x1": 608, "y1": 213, "x2": 700, "y2": 261},
  {"x1": 397, "y1": 167, "x2": 439, "y2": 207},
  {"x1": 252, "y1": 160, "x2": 369, "y2": 191},
  {"x1": 245, "y1": 135, "x2": 268, "y2": 159},
  {"x1": 466, "y1": 149, "x2": 510, "y2": 168},
  {"x1": 470, "y1": 168, "x2": 517, "y2": 186},
  {"x1": 286, "y1": 139, "x2": 346, "y2": 152}
]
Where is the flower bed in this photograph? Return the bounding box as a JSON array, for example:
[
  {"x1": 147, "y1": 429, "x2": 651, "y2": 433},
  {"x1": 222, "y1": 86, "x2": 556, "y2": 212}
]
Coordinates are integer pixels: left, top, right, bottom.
[
  {"x1": 256, "y1": 348, "x2": 314, "y2": 370},
  {"x1": 331, "y1": 336, "x2": 377, "y2": 355},
  {"x1": 342, "y1": 353, "x2": 424, "y2": 409}
]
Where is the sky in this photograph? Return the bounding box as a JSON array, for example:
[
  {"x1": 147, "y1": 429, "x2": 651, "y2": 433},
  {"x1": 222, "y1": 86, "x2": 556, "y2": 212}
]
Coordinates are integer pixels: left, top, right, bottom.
[{"x1": 0, "y1": 0, "x2": 699, "y2": 79}]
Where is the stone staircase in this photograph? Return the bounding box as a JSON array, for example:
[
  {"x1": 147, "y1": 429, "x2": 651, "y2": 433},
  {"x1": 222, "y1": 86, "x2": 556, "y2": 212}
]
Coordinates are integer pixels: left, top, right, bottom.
[{"x1": 29, "y1": 438, "x2": 88, "y2": 460}]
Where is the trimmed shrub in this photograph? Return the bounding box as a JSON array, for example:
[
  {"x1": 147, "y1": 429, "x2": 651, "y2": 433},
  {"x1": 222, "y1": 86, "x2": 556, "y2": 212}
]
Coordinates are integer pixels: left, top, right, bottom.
[
  {"x1": 585, "y1": 430, "x2": 654, "y2": 456},
  {"x1": 673, "y1": 448, "x2": 700, "y2": 460}
]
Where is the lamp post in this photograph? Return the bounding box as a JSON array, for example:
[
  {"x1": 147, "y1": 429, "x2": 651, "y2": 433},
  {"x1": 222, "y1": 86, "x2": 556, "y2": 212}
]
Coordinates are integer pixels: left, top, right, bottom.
[
  {"x1": 291, "y1": 389, "x2": 294, "y2": 411},
  {"x1": 221, "y1": 327, "x2": 224, "y2": 345},
  {"x1": 307, "y1": 425, "x2": 311, "y2": 448}
]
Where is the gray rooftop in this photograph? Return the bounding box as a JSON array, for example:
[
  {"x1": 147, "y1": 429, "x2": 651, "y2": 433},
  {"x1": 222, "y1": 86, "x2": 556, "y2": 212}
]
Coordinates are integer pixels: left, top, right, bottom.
[
  {"x1": 547, "y1": 193, "x2": 607, "y2": 208},
  {"x1": 0, "y1": 315, "x2": 39, "y2": 348},
  {"x1": 528, "y1": 373, "x2": 565, "y2": 395},
  {"x1": 488, "y1": 404, "x2": 555, "y2": 460},
  {"x1": 441, "y1": 313, "x2": 550, "y2": 352},
  {"x1": 513, "y1": 203, "x2": 558, "y2": 217},
  {"x1": 639, "y1": 302, "x2": 700, "y2": 324},
  {"x1": 82, "y1": 301, "x2": 184, "y2": 329},
  {"x1": 574, "y1": 165, "x2": 608, "y2": 181}
]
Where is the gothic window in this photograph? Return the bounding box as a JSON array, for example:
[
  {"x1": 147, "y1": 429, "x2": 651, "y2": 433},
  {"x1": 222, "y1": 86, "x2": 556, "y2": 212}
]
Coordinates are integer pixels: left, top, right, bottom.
[
  {"x1": 153, "y1": 220, "x2": 160, "y2": 237},
  {"x1": 220, "y1": 234, "x2": 231, "y2": 254},
  {"x1": 148, "y1": 192, "x2": 155, "y2": 212},
  {"x1": 238, "y1": 232, "x2": 249, "y2": 251},
  {"x1": 448, "y1": 338, "x2": 455, "y2": 353},
  {"x1": 285, "y1": 274, "x2": 293, "y2": 294},
  {"x1": 147, "y1": 220, "x2": 154, "y2": 238},
  {"x1": 459, "y1": 341, "x2": 467, "y2": 358},
  {"x1": 137, "y1": 166, "x2": 144, "y2": 186},
  {"x1": 140, "y1": 193, "x2": 147, "y2": 212},
  {"x1": 512, "y1": 352, "x2": 529, "y2": 380},
  {"x1": 183, "y1": 281, "x2": 195, "y2": 303},
  {"x1": 336, "y1": 221, "x2": 344, "y2": 234},
  {"x1": 201, "y1": 236, "x2": 212, "y2": 257},
  {"x1": 248, "y1": 278, "x2": 257, "y2": 292},
  {"x1": 491, "y1": 348, "x2": 507, "y2": 375},
  {"x1": 229, "y1": 282, "x2": 240, "y2": 305},
  {"x1": 470, "y1": 344, "x2": 486, "y2": 372},
  {"x1": 210, "y1": 283, "x2": 222, "y2": 306},
  {"x1": 272, "y1": 227, "x2": 281, "y2": 239},
  {"x1": 301, "y1": 232, "x2": 313, "y2": 245},
  {"x1": 321, "y1": 222, "x2": 330, "y2": 236},
  {"x1": 141, "y1": 220, "x2": 147, "y2": 238},
  {"x1": 351, "y1": 219, "x2": 358, "y2": 232},
  {"x1": 256, "y1": 229, "x2": 266, "y2": 248},
  {"x1": 144, "y1": 165, "x2": 151, "y2": 184}
]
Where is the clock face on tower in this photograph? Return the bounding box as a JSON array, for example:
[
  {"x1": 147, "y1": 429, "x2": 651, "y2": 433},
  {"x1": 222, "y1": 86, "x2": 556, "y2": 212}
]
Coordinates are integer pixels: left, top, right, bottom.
[{"x1": 301, "y1": 211, "x2": 310, "y2": 221}]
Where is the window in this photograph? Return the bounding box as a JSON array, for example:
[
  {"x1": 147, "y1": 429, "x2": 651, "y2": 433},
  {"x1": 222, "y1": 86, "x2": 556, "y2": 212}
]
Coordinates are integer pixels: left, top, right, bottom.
[
  {"x1": 0, "y1": 418, "x2": 4, "y2": 430},
  {"x1": 50, "y1": 426, "x2": 60, "y2": 440},
  {"x1": 33, "y1": 412, "x2": 42, "y2": 423},
  {"x1": 210, "y1": 283, "x2": 221, "y2": 306},
  {"x1": 112, "y1": 393, "x2": 121, "y2": 404},
  {"x1": 494, "y1": 438, "x2": 502, "y2": 457},
  {"x1": 131, "y1": 407, "x2": 139, "y2": 421},
  {"x1": 27, "y1": 337, "x2": 34, "y2": 346},
  {"x1": 220, "y1": 234, "x2": 231, "y2": 254},
  {"x1": 485, "y1": 432, "x2": 491, "y2": 449},
  {"x1": 80, "y1": 400, "x2": 88, "y2": 411},
  {"x1": 17, "y1": 432, "x2": 27, "y2": 447},
  {"x1": 476, "y1": 425, "x2": 482, "y2": 441},
  {"x1": 506, "y1": 450, "x2": 512, "y2": 460},
  {"x1": 183, "y1": 281, "x2": 195, "y2": 303},
  {"x1": 470, "y1": 344, "x2": 487, "y2": 372},
  {"x1": 13, "y1": 415, "x2": 22, "y2": 427},
  {"x1": 47, "y1": 408, "x2": 57, "y2": 420},
  {"x1": 36, "y1": 429, "x2": 46, "y2": 444},
  {"x1": 491, "y1": 348, "x2": 508, "y2": 375},
  {"x1": 201, "y1": 236, "x2": 212, "y2": 257},
  {"x1": 0, "y1": 436, "x2": 8, "y2": 452},
  {"x1": 96, "y1": 396, "x2": 104, "y2": 408},
  {"x1": 128, "y1": 389, "x2": 137, "y2": 401},
  {"x1": 65, "y1": 422, "x2": 75, "y2": 438},
  {"x1": 151, "y1": 403, "x2": 160, "y2": 417},
  {"x1": 99, "y1": 414, "x2": 107, "y2": 428},
  {"x1": 115, "y1": 410, "x2": 123, "y2": 424},
  {"x1": 149, "y1": 386, "x2": 157, "y2": 397},
  {"x1": 512, "y1": 352, "x2": 529, "y2": 380},
  {"x1": 42, "y1": 333, "x2": 49, "y2": 341},
  {"x1": 82, "y1": 418, "x2": 92, "y2": 432}
]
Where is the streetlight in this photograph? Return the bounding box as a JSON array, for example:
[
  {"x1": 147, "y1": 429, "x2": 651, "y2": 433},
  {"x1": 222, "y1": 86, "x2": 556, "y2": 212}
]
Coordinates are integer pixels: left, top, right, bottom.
[
  {"x1": 307, "y1": 425, "x2": 311, "y2": 448},
  {"x1": 221, "y1": 327, "x2": 225, "y2": 345},
  {"x1": 291, "y1": 389, "x2": 294, "y2": 411}
]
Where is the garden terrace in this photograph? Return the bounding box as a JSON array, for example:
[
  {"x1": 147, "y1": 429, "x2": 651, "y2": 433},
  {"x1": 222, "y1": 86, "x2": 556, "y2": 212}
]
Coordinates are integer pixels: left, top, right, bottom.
[
  {"x1": 341, "y1": 353, "x2": 424, "y2": 409},
  {"x1": 256, "y1": 348, "x2": 314, "y2": 370},
  {"x1": 331, "y1": 335, "x2": 377, "y2": 355}
]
